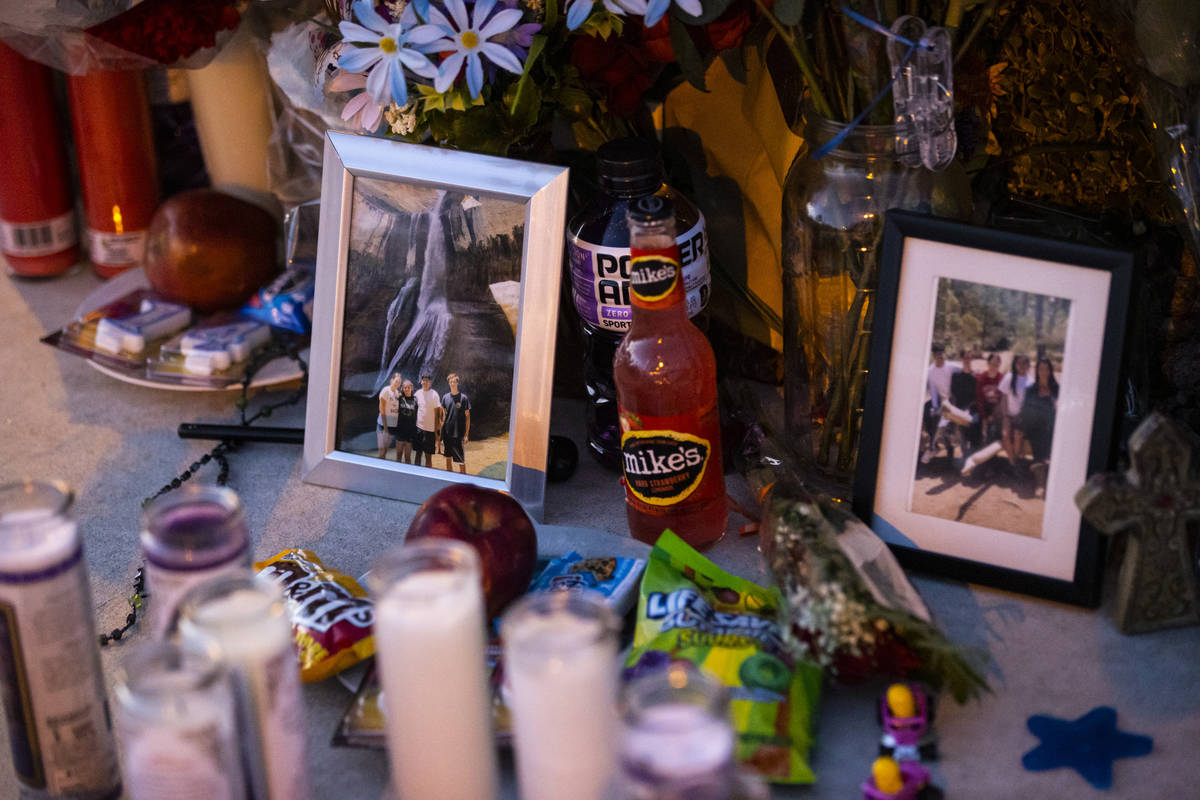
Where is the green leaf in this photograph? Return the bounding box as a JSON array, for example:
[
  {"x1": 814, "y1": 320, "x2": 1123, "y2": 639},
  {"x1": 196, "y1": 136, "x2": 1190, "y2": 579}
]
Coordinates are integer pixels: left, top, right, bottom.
[
  {"x1": 508, "y1": 34, "x2": 548, "y2": 120},
  {"x1": 544, "y1": 0, "x2": 559, "y2": 30},
  {"x1": 669, "y1": 16, "x2": 707, "y2": 92},
  {"x1": 773, "y1": 0, "x2": 805, "y2": 27},
  {"x1": 719, "y1": 47, "x2": 747, "y2": 84}
]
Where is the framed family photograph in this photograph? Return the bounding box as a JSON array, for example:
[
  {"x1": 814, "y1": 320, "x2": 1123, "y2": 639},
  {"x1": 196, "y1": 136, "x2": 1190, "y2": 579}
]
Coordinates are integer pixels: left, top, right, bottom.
[
  {"x1": 302, "y1": 132, "x2": 569, "y2": 520},
  {"x1": 853, "y1": 210, "x2": 1132, "y2": 606}
]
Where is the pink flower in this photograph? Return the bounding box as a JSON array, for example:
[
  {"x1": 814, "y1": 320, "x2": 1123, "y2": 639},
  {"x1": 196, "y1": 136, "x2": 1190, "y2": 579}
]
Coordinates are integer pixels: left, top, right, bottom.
[{"x1": 329, "y1": 69, "x2": 385, "y2": 131}]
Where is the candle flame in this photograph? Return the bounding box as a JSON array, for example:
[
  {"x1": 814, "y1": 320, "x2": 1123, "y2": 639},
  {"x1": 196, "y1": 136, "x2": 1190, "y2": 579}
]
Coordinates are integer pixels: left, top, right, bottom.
[{"x1": 111, "y1": 205, "x2": 124, "y2": 235}]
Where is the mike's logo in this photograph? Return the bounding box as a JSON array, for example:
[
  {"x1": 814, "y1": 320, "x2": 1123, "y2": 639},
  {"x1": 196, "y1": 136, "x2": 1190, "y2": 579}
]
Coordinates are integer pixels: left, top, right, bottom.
[
  {"x1": 629, "y1": 255, "x2": 679, "y2": 303},
  {"x1": 621, "y1": 430, "x2": 710, "y2": 506}
]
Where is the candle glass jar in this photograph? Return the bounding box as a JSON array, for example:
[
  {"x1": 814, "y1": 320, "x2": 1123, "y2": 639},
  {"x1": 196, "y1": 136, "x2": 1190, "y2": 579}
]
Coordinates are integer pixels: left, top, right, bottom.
[
  {"x1": 0, "y1": 480, "x2": 121, "y2": 799},
  {"x1": 618, "y1": 662, "x2": 768, "y2": 800},
  {"x1": 177, "y1": 575, "x2": 310, "y2": 800},
  {"x1": 501, "y1": 589, "x2": 620, "y2": 800},
  {"x1": 368, "y1": 539, "x2": 498, "y2": 800},
  {"x1": 113, "y1": 641, "x2": 245, "y2": 800},
  {"x1": 141, "y1": 484, "x2": 251, "y2": 638}
]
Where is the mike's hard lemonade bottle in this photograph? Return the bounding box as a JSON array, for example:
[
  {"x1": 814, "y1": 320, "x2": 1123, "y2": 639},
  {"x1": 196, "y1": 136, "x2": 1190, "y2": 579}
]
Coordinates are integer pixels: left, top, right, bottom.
[{"x1": 613, "y1": 196, "x2": 727, "y2": 548}]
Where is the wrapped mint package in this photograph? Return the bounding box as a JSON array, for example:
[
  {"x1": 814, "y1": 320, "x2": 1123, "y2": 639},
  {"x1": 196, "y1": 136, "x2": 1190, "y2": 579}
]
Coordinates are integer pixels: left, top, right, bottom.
[
  {"x1": 624, "y1": 531, "x2": 822, "y2": 783},
  {"x1": 529, "y1": 551, "x2": 645, "y2": 617}
]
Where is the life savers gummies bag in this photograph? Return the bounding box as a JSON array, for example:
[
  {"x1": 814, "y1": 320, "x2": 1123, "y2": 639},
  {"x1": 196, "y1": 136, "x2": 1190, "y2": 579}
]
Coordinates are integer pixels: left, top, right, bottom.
[{"x1": 624, "y1": 531, "x2": 822, "y2": 783}]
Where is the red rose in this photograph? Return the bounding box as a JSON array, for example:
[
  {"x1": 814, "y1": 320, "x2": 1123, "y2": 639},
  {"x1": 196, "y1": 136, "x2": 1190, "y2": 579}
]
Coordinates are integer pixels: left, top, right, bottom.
[
  {"x1": 701, "y1": 4, "x2": 752, "y2": 52},
  {"x1": 571, "y1": 29, "x2": 662, "y2": 118}
]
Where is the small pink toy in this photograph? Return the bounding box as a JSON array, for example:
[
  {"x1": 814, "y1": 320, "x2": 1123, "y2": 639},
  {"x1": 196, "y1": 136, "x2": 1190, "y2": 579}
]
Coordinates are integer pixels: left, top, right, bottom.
[{"x1": 879, "y1": 683, "x2": 938, "y2": 761}]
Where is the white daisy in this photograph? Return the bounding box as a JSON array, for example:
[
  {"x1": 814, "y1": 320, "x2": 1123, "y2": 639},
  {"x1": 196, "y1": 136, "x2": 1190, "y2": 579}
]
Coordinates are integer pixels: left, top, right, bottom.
[
  {"x1": 425, "y1": 0, "x2": 527, "y2": 98},
  {"x1": 337, "y1": 0, "x2": 442, "y2": 107}
]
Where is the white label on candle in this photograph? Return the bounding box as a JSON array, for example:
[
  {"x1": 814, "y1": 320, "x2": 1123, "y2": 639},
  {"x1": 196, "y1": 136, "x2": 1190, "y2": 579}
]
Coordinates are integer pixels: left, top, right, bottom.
[
  {"x1": 375, "y1": 570, "x2": 498, "y2": 800},
  {"x1": 87, "y1": 228, "x2": 147, "y2": 267},
  {"x1": 622, "y1": 704, "x2": 734, "y2": 777},
  {"x1": 0, "y1": 211, "x2": 76, "y2": 257},
  {"x1": 0, "y1": 517, "x2": 120, "y2": 797},
  {"x1": 504, "y1": 613, "x2": 618, "y2": 800}
]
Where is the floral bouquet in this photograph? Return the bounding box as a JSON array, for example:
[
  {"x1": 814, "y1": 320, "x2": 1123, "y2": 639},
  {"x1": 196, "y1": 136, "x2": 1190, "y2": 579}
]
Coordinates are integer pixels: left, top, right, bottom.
[
  {"x1": 757, "y1": 477, "x2": 990, "y2": 703},
  {"x1": 306, "y1": 0, "x2": 751, "y2": 155}
]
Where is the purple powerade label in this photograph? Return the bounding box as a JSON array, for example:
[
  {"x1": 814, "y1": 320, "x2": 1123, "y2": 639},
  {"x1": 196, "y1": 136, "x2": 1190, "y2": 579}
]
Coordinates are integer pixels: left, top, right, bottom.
[{"x1": 568, "y1": 218, "x2": 709, "y2": 332}]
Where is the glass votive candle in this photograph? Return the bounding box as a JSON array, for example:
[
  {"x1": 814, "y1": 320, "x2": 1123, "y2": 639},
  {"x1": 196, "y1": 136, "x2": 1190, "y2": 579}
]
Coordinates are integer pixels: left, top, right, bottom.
[
  {"x1": 112, "y1": 640, "x2": 245, "y2": 799},
  {"x1": 177, "y1": 574, "x2": 310, "y2": 800},
  {"x1": 368, "y1": 538, "x2": 498, "y2": 800},
  {"x1": 501, "y1": 589, "x2": 620, "y2": 800},
  {"x1": 618, "y1": 662, "x2": 768, "y2": 800}
]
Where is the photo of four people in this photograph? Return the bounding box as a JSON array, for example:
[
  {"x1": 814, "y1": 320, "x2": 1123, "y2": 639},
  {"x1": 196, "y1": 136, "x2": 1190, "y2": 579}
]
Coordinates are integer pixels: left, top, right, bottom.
[{"x1": 377, "y1": 371, "x2": 474, "y2": 474}]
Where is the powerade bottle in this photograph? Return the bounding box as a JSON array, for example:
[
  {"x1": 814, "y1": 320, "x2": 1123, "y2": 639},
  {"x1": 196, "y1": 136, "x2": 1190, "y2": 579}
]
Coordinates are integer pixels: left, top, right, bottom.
[{"x1": 566, "y1": 138, "x2": 709, "y2": 470}]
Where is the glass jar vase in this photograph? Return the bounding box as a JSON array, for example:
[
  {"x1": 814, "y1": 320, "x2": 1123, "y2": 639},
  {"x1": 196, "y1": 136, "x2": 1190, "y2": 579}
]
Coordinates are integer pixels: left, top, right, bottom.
[{"x1": 781, "y1": 108, "x2": 970, "y2": 496}]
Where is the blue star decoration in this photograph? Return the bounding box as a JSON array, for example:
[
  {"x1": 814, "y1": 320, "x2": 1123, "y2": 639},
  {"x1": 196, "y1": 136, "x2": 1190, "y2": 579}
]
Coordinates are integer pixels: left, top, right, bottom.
[{"x1": 1022, "y1": 706, "x2": 1153, "y2": 790}]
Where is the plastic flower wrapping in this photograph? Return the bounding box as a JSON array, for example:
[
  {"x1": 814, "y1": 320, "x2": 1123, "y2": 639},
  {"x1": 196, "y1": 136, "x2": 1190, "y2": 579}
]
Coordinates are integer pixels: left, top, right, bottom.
[
  {"x1": 0, "y1": 0, "x2": 246, "y2": 73},
  {"x1": 756, "y1": 477, "x2": 990, "y2": 704}
]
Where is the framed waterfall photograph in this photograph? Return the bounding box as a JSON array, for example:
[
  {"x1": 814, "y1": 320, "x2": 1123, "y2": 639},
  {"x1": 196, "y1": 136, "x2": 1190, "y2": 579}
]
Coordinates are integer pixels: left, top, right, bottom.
[
  {"x1": 303, "y1": 131, "x2": 569, "y2": 520},
  {"x1": 853, "y1": 211, "x2": 1132, "y2": 606}
]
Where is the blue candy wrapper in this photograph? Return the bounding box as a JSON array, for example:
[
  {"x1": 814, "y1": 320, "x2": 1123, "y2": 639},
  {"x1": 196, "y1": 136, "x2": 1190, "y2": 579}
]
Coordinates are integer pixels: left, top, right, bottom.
[
  {"x1": 529, "y1": 551, "x2": 646, "y2": 617},
  {"x1": 241, "y1": 269, "x2": 315, "y2": 334}
]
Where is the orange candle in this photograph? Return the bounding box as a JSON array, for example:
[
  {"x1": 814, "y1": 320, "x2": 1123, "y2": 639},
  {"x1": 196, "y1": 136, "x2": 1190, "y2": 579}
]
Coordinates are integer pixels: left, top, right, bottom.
[
  {"x1": 67, "y1": 69, "x2": 159, "y2": 278},
  {"x1": 0, "y1": 43, "x2": 78, "y2": 276}
]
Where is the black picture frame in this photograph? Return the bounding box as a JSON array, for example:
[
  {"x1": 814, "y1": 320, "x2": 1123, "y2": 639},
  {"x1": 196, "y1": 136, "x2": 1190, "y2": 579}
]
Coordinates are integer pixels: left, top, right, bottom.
[{"x1": 853, "y1": 210, "x2": 1132, "y2": 606}]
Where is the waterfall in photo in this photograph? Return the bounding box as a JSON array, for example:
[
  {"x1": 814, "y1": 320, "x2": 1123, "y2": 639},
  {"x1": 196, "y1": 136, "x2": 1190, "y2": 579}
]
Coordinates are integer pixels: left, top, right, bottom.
[{"x1": 376, "y1": 191, "x2": 452, "y2": 392}]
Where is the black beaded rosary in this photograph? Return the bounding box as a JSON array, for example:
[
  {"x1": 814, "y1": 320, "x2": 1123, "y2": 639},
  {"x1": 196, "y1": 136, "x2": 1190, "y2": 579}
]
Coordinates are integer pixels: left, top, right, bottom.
[{"x1": 99, "y1": 335, "x2": 307, "y2": 646}]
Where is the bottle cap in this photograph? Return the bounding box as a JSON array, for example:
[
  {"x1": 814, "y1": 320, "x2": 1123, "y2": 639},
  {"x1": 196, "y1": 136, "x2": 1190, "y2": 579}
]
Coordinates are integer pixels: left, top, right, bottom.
[
  {"x1": 597, "y1": 138, "x2": 661, "y2": 195},
  {"x1": 627, "y1": 194, "x2": 672, "y2": 224}
]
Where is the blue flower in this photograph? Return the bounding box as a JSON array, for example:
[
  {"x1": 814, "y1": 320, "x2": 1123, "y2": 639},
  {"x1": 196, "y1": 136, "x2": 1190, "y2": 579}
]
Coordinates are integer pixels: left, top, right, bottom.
[
  {"x1": 425, "y1": 0, "x2": 528, "y2": 98},
  {"x1": 337, "y1": 0, "x2": 443, "y2": 107}
]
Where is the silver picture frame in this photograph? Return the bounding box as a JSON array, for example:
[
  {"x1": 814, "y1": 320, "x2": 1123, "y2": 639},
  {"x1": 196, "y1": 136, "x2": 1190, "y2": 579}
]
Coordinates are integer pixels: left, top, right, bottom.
[{"x1": 302, "y1": 131, "x2": 569, "y2": 520}]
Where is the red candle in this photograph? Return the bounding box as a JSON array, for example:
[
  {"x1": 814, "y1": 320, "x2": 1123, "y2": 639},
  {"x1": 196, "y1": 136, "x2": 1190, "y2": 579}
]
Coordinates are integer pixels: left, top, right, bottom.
[
  {"x1": 67, "y1": 69, "x2": 159, "y2": 279},
  {"x1": 0, "y1": 43, "x2": 79, "y2": 277}
]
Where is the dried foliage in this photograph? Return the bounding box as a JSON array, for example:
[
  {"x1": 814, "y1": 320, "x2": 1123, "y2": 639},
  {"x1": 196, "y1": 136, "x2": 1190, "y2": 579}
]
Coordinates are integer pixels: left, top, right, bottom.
[{"x1": 984, "y1": 0, "x2": 1171, "y2": 221}]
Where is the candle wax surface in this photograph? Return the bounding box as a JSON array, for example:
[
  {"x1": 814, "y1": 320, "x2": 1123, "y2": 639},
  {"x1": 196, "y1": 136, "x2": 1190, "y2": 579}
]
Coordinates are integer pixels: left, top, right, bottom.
[{"x1": 0, "y1": 510, "x2": 78, "y2": 572}]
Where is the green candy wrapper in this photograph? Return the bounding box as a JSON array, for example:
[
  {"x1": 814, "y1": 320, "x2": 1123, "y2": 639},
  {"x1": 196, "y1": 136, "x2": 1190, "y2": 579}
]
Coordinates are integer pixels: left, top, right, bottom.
[{"x1": 623, "y1": 531, "x2": 822, "y2": 783}]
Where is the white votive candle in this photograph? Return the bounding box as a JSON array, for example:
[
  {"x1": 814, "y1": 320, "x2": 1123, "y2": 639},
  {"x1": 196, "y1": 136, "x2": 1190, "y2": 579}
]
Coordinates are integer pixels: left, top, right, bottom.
[
  {"x1": 177, "y1": 575, "x2": 310, "y2": 800},
  {"x1": 502, "y1": 590, "x2": 620, "y2": 800},
  {"x1": 369, "y1": 539, "x2": 498, "y2": 800}
]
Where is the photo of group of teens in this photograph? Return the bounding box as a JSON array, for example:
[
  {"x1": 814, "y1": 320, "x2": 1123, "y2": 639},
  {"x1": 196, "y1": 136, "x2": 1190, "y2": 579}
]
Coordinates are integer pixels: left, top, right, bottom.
[
  {"x1": 910, "y1": 278, "x2": 1068, "y2": 538},
  {"x1": 376, "y1": 371, "x2": 471, "y2": 473}
]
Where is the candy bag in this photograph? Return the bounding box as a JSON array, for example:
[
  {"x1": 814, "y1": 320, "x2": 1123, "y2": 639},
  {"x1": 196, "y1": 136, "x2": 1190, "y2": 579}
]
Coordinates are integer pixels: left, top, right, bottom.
[
  {"x1": 623, "y1": 531, "x2": 822, "y2": 783},
  {"x1": 255, "y1": 549, "x2": 374, "y2": 683}
]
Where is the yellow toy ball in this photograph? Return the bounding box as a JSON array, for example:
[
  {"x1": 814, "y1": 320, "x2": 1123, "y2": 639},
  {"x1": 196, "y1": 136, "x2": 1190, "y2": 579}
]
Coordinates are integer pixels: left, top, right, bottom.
[
  {"x1": 887, "y1": 683, "x2": 917, "y2": 718},
  {"x1": 872, "y1": 756, "x2": 904, "y2": 794}
]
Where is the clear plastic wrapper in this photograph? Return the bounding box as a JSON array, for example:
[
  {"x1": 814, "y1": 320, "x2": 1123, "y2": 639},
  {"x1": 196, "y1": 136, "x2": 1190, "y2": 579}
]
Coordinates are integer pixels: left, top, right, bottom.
[
  {"x1": 0, "y1": 0, "x2": 243, "y2": 74},
  {"x1": 42, "y1": 289, "x2": 191, "y2": 374},
  {"x1": 887, "y1": 15, "x2": 956, "y2": 171}
]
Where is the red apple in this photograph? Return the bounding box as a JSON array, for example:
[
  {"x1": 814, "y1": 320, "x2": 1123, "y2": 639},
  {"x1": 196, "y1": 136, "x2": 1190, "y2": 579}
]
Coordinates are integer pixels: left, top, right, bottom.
[
  {"x1": 405, "y1": 484, "x2": 538, "y2": 619},
  {"x1": 144, "y1": 189, "x2": 280, "y2": 313}
]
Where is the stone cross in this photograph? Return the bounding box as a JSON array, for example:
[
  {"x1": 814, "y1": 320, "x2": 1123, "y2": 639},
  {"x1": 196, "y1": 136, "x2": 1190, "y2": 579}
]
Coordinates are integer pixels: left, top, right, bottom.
[{"x1": 1075, "y1": 413, "x2": 1200, "y2": 634}]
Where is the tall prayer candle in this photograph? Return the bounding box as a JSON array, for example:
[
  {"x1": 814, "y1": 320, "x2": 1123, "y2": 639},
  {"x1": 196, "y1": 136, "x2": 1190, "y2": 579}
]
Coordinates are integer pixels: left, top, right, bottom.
[
  {"x1": 185, "y1": 22, "x2": 275, "y2": 211},
  {"x1": 140, "y1": 485, "x2": 251, "y2": 638},
  {"x1": 369, "y1": 539, "x2": 498, "y2": 800},
  {"x1": 113, "y1": 641, "x2": 244, "y2": 800},
  {"x1": 0, "y1": 481, "x2": 121, "y2": 799},
  {"x1": 177, "y1": 575, "x2": 310, "y2": 800},
  {"x1": 67, "y1": 68, "x2": 159, "y2": 278},
  {"x1": 502, "y1": 590, "x2": 620, "y2": 800},
  {"x1": 0, "y1": 43, "x2": 79, "y2": 276}
]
